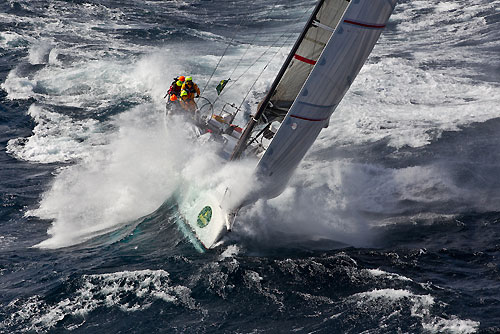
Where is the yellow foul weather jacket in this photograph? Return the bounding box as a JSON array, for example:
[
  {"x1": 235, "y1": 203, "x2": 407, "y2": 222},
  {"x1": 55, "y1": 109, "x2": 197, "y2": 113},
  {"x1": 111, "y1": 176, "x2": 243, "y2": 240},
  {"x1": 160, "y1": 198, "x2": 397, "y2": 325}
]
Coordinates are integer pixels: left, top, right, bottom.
[{"x1": 181, "y1": 82, "x2": 200, "y2": 100}]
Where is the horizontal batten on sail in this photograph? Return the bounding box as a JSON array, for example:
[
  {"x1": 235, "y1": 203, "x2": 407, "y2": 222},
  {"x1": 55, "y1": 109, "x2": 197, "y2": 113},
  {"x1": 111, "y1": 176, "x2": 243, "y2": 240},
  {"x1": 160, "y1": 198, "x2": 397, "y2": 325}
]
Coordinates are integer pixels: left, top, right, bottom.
[
  {"x1": 312, "y1": 20, "x2": 336, "y2": 33},
  {"x1": 294, "y1": 54, "x2": 317, "y2": 65},
  {"x1": 343, "y1": 19, "x2": 386, "y2": 29},
  {"x1": 297, "y1": 101, "x2": 337, "y2": 109},
  {"x1": 290, "y1": 115, "x2": 329, "y2": 122}
]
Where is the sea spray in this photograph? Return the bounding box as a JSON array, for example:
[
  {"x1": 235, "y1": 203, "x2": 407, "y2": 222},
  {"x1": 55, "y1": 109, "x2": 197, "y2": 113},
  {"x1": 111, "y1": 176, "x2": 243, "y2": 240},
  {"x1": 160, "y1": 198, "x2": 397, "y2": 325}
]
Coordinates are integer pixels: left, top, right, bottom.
[
  {"x1": 31, "y1": 105, "x2": 189, "y2": 248},
  {"x1": 31, "y1": 105, "x2": 257, "y2": 248},
  {"x1": 28, "y1": 40, "x2": 55, "y2": 65}
]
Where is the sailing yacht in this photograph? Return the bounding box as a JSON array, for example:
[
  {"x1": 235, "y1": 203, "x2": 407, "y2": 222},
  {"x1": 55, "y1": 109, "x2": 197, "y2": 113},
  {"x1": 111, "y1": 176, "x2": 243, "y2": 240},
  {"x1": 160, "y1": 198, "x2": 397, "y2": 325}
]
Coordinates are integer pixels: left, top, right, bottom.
[{"x1": 177, "y1": 0, "x2": 398, "y2": 249}]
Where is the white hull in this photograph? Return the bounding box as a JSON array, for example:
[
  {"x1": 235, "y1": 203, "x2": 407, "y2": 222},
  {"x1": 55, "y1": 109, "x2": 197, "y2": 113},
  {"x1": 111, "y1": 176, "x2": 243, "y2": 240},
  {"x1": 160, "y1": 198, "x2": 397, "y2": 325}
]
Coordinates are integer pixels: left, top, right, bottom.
[{"x1": 178, "y1": 192, "x2": 230, "y2": 249}]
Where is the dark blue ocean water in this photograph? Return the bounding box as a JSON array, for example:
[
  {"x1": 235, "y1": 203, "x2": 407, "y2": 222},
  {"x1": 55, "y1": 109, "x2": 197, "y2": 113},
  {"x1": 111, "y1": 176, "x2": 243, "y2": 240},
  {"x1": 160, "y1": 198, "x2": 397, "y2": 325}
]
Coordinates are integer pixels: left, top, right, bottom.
[{"x1": 1, "y1": 0, "x2": 500, "y2": 333}]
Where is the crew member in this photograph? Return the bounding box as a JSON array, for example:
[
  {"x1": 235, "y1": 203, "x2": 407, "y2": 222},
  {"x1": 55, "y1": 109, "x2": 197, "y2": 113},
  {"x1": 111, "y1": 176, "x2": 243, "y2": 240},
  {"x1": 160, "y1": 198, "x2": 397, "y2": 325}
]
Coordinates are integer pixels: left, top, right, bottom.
[
  {"x1": 167, "y1": 80, "x2": 183, "y2": 98},
  {"x1": 167, "y1": 94, "x2": 183, "y2": 115},
  {"x1": 181, "y1": 76, "x2": 200, "y2": 100},
  {"x1": 179, "y1": 89, "x2": 197, "y2": 113}
]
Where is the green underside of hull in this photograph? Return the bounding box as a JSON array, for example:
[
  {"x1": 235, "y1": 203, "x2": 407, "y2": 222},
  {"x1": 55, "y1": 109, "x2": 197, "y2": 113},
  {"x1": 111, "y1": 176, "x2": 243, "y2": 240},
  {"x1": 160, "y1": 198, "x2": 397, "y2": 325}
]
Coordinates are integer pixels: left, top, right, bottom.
[{"x1": 174, "y1": 214, "x2": 206, "y2": 253}]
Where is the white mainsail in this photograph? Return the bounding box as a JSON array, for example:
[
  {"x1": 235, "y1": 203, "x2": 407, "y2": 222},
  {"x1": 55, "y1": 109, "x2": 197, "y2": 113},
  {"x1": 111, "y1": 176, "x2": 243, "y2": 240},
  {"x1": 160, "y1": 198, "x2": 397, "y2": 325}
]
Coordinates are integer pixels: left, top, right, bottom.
[{"x1": 255, "y1": 0, "x2": 398, "y2": 198}]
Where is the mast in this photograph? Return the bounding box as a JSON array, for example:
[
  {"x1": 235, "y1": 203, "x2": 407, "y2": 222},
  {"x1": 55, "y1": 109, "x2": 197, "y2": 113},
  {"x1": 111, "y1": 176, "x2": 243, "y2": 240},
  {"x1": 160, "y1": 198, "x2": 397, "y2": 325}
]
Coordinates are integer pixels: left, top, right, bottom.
[{"x1": 230, "y1": 0, "x2": 327, "y2": 161}]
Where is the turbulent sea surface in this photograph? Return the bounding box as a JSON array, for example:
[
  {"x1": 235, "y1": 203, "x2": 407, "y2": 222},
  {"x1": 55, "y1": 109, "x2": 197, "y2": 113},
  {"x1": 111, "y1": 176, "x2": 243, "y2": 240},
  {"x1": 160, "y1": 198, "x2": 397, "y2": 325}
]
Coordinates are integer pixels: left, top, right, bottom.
[{"x1": 1, "y1": 0, "x2": 500, "y2": 333}]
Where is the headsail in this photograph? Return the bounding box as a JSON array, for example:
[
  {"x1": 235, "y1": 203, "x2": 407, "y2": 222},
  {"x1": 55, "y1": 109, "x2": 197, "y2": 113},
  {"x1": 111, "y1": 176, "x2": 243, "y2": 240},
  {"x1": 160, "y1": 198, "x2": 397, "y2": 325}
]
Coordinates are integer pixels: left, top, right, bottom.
[
  {"x1": 256, "y1": 0, "x2": 398, "y2": 198},
  {"x1": 265, "y1": 0, "x2": 351, "y2": 121}
]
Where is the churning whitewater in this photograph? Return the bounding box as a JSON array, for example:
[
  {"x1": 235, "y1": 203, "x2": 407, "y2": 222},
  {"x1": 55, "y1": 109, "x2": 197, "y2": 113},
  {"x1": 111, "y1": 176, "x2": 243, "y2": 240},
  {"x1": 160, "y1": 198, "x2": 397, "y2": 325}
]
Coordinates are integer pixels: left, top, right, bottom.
[{"x1": 0, "y1": 0, "x2": 499, "y2": 333}]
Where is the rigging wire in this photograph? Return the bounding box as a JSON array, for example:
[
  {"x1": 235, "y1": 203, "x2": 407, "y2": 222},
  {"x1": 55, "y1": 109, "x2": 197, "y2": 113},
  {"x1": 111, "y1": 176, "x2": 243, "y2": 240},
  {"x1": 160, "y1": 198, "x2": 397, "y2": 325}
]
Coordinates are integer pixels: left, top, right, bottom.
[
  {"x1": 235, "y1": 30, "x2": 297, "y2": 113},
  {"x1": 217, "y1": 2, "x2": 315, "y2": 103},
  {"x1": 227, "y1": 4, "x2": 317, "y2": 122},
  {"x1": 209, "y1": 0, "x2": 284, "y2": 105},
  {"x1": 214, "y1": 30, "x2": 290, "y2": 101},
  {"x1": 199, "y1": 0, "x2": 284, "y2": 97},
  {"x1": 225, "y1": 0, "x2": 283, "y2": 81},
  {"x1": 200, "y1": 14, "x2": 244, "y2": 96}
]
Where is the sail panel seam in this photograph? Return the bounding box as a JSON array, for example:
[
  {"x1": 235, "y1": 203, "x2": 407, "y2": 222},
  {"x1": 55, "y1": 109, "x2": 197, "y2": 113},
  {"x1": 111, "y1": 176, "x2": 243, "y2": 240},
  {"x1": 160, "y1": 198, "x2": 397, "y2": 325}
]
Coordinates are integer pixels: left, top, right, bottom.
[{"x1": 303, "y1": 36, "x2": 327, "y2": 47}]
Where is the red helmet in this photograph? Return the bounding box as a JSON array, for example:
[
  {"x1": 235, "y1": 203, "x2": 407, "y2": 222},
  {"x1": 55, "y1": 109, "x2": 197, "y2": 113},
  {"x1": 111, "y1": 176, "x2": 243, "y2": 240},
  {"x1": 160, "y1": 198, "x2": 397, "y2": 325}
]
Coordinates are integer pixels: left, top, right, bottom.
[{"x1": 178, "y1": 76, "x2": 185, "y2": 82}]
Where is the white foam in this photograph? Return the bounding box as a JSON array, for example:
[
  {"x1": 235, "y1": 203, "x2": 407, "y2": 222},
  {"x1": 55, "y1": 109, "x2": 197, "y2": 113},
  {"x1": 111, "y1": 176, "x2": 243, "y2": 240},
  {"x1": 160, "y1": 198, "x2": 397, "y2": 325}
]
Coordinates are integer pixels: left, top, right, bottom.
[
  {"x1": 356, "y1": 288, "x2": 415, "y2": 301},
  {"x1": 48, "y1": 48, "x2": 61, "y2": 66},
  {"x1": 0, "y1": 31, "x2": 26, "y2": 49},
  {"x1": 2, "y1": 46, "x2": 194, "y2": 108},
  {"x1": 423, "y1": 317, "x2": 480, "y2": 334},
  {"x1": 27, "y1": 95, "x2": 259, "y2": 249},
  {"x1": 392, "y1": 0, "x2": 490, "y2": 35},
  {"x1": 3, "y1": 47, "x2": 194, "y2": 164},
  {"x1": 7, "y1": 104, "x2": 106, "y2": 163},
  {"x1": 295, "y1": 291, "x2": 334, "y2": 305},
  {"x1": 220, "y1": 245, "x2": 240, "y2": 259},
  {"x1": 0, "y1": 235, "x2": 17, "y2": 251},
  {"x1": 1, "y1": 69, "x2": 36, "y2": 100},
  {"x1": 3, "y1": 270, "x2": 197, "y2": 332},
  {"x1": 352, "y1": 288, "x2": 479, "y2": 333},
  {"x1": 323, "y1": 57, "x2": 500, "y2": 149},
  {"x1": 366, "y1": 268, "x2": 413, "y2": 282},
  {"x1": 435, "y1": 2, "x2": 460, "y2": 12}
]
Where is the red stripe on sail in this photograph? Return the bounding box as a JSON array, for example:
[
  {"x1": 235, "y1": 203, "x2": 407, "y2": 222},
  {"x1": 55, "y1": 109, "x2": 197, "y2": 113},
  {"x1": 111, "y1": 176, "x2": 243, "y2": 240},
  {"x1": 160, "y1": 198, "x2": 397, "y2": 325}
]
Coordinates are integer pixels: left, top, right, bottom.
[
  {"x1": 343, "y1": 19, "x2": 386, "y2": 29},
  {"x1": 294, "y1": 54, "x2": 317, "y2": 65}
]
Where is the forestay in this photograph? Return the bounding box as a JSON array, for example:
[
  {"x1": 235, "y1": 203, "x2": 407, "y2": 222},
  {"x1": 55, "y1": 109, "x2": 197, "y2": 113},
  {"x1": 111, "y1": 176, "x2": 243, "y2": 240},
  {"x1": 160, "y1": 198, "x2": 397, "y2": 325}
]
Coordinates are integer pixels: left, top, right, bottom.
[
  {"x1": 257, "y1": 0, "x2": 398, "y2": 198},
  {"x1": 266, "y1": 0, "x2": 351, "y2": 120}
]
